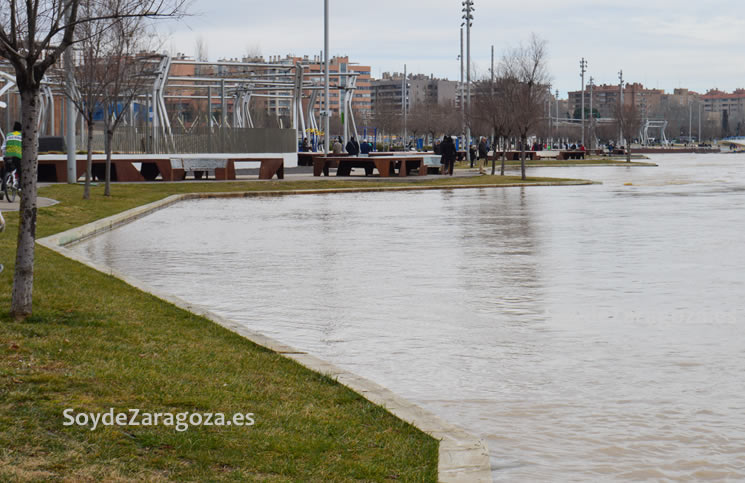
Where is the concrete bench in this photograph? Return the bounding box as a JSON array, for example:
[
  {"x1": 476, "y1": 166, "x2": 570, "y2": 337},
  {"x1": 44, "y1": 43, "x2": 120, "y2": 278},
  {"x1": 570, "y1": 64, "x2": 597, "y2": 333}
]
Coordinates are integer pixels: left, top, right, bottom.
[{"x1": 170, "y1": 158, "x2": 237, "y2": 181}]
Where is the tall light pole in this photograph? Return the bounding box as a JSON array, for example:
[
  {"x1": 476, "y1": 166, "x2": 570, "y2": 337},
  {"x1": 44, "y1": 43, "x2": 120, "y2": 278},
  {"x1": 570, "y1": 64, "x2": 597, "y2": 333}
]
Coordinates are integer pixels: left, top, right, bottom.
[
  {"x1": 618, "y1": 69, "x2": 624, "y2": 146},
  {"x1": 589, "y1": 76, "x2": 594, "y2": 150},
  {"x1": 64, "y1": 1, "x2": 76, "y2": 183},
  {"x1": 579, "y1": 57, "x2": 587, "y2": 147},
  {"x1": 459, "y1": 26, "x2": 464, "y2": 149},
  {"x1": 547, "y1": 83, "x2": 552, "y2": 147},
  {"x1": 688, "y1": 97, "x2": 692, "y2": 144},
  {"x1": 462, "y1": 0, "x2": 474, "y2": 163},
  {"x1": 323, "y1": 0, "x2": 330, "y2": 153},
  {"x1": 555, "y1": 89, "x2": 559, "y2": 146},
  {"x1": 402, "y1": 64, "x2": 407, "y2": 149}
]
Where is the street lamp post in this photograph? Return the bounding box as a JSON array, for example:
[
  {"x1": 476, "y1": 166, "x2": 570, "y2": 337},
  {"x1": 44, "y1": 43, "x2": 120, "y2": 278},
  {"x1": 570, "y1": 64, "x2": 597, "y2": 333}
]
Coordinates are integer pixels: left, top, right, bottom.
[
  {"x1": 323, "y1": 0, "x2": 330, "y2": 153},
  {"x1": 402, "y1": 64, "x2": 407, "y2": 149},
  {"x1": 589, "y1": 76, "x2": 594, "y2": 150},
  {"x1": 618, "y1": 69, "x2": 624, "y2": 146},
  {"x1": 580, "y1": 57, "x2": 587, "y2": 147},
  {"x1": 547, "y1": 83, "x2": 551, "y2": 147},
  {"x1": 64, "y1": 1, "x2": 76, "y2": 183},
  {"x1": 459, "y1": 26, "x2": 464, "y2": 151},
  {"x1": 688, "y1": 97, "x2": 692, "y2": 144},
  {"x1": 462, "y1": 0, "x2": 474, "y2": 165},
  {"x1": 555, "y1": 89, "x2": 559, "y2": 147}
]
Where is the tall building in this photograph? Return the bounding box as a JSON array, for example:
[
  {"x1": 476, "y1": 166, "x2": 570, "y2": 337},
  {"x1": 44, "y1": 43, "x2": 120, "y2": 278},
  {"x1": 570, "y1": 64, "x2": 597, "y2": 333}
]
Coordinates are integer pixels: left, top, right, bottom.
[
  {"x1": 701, "y1": 89, "x2": 745, "y2": 116},
  {"x1": 568, "y1": 83, "x2": 664, "y2": 119},
  {"x1": 370, "y1": 72, "x2": 458, "y2": 114}
]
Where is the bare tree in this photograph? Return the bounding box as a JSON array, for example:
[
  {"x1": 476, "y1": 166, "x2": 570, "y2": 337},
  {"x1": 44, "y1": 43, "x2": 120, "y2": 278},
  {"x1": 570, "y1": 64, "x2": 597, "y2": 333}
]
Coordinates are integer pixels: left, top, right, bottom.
[
  {"x1": 502, "y1": 34, "x2": 550, "y2": 180},
  {"x1": 100, "y1": 20, "x2": 159, "y2": 196},
  {"x1": 616, "y1": 88, "x2": 643, "y2": 162},
  {"x1": 195, "y1": 35, "x2": 208, "y2": 62},
  {"x1": 472, "y1": 74, "x2": 518, "y2": 175},
  {"x1": 66, "y1": 0, "x2": 114, "y2": 200},
  {"x1": 372, "y1": 99, "x2": 401, "y2": 149},
  {"x1": 0, "y1": 0, "x2": 185, "y2": 318}
]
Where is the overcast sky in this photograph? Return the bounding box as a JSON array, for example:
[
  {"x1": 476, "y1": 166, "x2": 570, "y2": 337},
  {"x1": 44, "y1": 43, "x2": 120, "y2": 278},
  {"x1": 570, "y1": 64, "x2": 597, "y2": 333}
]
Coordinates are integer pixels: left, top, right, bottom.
[{"x1": 164, "y1": 0, "x2": 744, "y2": 97}]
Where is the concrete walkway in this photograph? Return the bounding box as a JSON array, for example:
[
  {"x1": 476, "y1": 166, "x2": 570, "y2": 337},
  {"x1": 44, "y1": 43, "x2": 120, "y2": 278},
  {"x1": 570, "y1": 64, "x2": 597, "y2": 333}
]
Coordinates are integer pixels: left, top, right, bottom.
[{"x1": 0, "y1": 196, "x2": 58, "y2": 212}]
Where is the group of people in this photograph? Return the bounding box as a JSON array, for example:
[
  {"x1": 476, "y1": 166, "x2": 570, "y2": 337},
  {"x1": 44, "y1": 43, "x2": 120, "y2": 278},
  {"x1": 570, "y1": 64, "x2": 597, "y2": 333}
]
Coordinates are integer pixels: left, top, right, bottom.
[
  {"x1": 437, "y1": 136, "x2": 491, "y2": 175},
  {"x1": 330, "y1": 136, "x2": 373, "y2": 156},
  {"x1": 303, "y1": 136, "x2": 377, "y2": 156}
]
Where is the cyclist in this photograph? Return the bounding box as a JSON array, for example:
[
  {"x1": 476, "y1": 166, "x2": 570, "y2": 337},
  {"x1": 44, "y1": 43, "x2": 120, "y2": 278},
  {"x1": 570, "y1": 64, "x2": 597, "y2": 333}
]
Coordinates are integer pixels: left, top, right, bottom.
[{"x1": 1, "y1": 122, "x2": 22, "y2": 200}]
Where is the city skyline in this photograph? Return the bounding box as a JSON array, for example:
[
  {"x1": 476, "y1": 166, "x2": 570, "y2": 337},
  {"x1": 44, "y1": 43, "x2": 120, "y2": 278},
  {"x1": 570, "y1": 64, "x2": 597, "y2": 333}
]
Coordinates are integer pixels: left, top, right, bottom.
[{"x1": 165, "y1": 0, "x2": 745, "y2": 97}]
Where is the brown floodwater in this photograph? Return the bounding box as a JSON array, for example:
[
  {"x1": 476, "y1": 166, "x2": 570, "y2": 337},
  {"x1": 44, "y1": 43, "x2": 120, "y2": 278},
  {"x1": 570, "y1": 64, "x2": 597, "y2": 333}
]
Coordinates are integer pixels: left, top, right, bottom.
[{"x1": 72, "y1": 153, "x2": 745, "y2": 480}]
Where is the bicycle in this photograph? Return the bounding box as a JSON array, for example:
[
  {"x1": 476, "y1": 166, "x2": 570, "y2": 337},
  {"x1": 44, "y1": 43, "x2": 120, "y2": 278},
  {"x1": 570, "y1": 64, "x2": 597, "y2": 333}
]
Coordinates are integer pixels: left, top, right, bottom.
[{"x1": 3, "y1": 166, "x2": 20, "y2": 203}]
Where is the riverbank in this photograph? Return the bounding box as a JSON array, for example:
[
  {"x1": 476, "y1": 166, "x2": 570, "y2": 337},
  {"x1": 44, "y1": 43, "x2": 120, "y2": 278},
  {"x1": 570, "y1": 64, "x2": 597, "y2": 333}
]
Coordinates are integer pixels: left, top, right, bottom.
[{"x1": 0, "y1": 175, "x2": 588, "y2": 481}]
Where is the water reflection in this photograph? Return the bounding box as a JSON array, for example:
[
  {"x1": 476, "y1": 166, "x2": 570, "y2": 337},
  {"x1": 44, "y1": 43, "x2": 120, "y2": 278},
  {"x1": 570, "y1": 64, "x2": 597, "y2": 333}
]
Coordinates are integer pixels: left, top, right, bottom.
[{"x1": 72, "y1": 153, "x2": 745, "y2": 480}]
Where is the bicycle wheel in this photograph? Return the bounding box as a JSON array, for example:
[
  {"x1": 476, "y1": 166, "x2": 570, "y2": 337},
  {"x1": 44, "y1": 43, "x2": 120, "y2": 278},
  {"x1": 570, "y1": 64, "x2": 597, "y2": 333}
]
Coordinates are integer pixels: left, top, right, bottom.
[{"x1": 3, "y1": 173, "x2": 17, "y2": 203}]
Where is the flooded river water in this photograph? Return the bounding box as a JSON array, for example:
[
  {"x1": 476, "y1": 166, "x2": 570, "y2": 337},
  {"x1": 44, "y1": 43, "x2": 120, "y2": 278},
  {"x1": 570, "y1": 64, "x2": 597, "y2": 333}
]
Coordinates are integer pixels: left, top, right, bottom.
[{"x1": 72, "y1": 153, "x2": 745, "y2": 480}]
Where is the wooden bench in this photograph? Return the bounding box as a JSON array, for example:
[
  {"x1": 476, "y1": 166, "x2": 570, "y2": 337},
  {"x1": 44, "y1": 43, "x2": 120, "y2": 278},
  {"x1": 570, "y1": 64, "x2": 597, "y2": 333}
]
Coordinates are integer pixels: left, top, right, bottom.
[
  {"x1": 229, "y1": 157, "x2": 283, "y2": 180},
  {"x1": 313, "y1": 156, "x2": 426, "y2": 177}
]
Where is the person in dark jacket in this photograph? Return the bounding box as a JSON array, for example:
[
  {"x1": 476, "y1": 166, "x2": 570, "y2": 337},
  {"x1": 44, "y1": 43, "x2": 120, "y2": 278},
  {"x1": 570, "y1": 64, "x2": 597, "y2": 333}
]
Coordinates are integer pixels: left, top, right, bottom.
[
  {"x1": 360, "y1": 139, "x2": 372, "y2": 155},
  {"x1": 346, "y1": 136, "x2": 360, "y2": 156},
  {"x1": 440, "y1": 136, "x2": 457, "y2": 176},
  {"x1": 477, "y1": 137, "x2": 488, "y2": 174}
]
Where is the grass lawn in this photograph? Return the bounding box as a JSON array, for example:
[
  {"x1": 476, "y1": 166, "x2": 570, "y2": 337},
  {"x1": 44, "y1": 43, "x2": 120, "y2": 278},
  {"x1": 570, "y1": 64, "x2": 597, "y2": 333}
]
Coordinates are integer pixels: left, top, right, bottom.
[{"x1": 0, "y1": 175, "x2": 582, "y2": 481}]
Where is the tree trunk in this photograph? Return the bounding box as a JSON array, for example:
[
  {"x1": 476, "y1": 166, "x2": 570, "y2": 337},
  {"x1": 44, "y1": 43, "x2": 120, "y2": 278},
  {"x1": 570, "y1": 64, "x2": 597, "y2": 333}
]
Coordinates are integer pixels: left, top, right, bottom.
[
  {"x1": 491, "y1": 140, "x2": 497, "y2": 175},
  {"x1": 520, "y1": 134, "x2": 527, "y2": 180},
  {"x1": 11, "y1": 89, "x2": 41, "y2": 318},
  {"x1": 104, "y1": 127, "x2": 112, "y2": 196},
  {"x1": 83, "y1": 120, "x2": 93, "y2": 199},
  {"x1": 626, "y1": 139, "x2": 632, "y2": 163},
  {"x1": 501, "y1": 138, "x2": 507, "y2": 176}
]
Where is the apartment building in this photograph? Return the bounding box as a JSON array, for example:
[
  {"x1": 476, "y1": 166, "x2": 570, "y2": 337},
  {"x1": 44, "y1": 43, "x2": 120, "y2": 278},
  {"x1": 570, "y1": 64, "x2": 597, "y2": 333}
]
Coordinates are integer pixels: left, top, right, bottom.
[
  {"x1": 568, "y1": 83, "x2": 664, "y2": 118},
  {"x1": 370, "y1": 72, "x2": 458, "y2": 114}
]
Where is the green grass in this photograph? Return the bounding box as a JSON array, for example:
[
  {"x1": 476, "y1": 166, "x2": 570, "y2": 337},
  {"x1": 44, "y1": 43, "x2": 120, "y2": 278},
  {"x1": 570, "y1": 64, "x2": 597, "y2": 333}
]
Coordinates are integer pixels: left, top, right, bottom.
[{"x1": 0, "y1": 175, "x2": 582, "y2": 481}]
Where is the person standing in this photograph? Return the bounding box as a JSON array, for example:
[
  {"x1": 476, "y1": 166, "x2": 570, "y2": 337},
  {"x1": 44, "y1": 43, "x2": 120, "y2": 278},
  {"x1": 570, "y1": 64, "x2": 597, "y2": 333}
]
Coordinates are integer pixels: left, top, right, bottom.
[
  {"x1": 1, "y1": 122, "x2": 22, "y2": 200},
  {"x1": 441, "y1": 136, "x2": 457, "y2": 176},
  {"x1": 477, "y1": 137, "x2": 488, "y2": 175}
]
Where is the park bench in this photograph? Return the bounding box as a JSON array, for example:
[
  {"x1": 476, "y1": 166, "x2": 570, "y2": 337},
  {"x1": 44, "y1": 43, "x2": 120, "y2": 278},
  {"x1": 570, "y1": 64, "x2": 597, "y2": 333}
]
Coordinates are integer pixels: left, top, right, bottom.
[
  {"x1": 313, "y1": 156, "x2": 426, "y2": 177},
  {"x1": 170, "y1": 158, "x2": 237, "y2": 180}
]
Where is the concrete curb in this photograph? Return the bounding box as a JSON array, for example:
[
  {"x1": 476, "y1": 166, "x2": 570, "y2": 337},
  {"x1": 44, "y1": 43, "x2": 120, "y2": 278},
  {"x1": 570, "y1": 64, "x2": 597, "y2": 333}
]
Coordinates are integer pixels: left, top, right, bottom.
[{"x1": 37, "y1": 186, "x2": 511, "y2": 482}]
